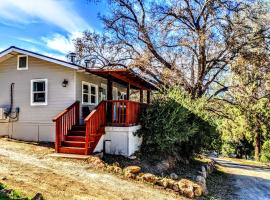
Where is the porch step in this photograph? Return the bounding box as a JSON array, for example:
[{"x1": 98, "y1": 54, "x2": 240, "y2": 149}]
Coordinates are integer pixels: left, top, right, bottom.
[
  {"x1": 68, "y1": 130, "x2": 86, "y2": 136},
  {"x1": 72, "y1": 125, "x2": 86, "y2": 131},
  {"x1": 59, "y1": 147, "x2": 85, "y2": 155},
  {"x1": 62, "y1": 141, "x2": 85, "y2": 148},
  {"x1": 65, "y1": 135, "x2": 85, "y2": 142}
]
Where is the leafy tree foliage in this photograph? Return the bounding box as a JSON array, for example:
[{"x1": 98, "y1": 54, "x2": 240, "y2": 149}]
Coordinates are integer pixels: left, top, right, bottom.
[
  {"x1": 261, "y1": 141, "x2": 270, "y2": 162},
  {"x1": 136, "y1": 88, "x2": 220, "y2": 161}
]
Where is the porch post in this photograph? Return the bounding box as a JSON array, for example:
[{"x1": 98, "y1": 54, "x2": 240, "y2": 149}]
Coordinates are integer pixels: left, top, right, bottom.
[
  {"x1": 107, "y1": 75, "x2": 113, "y2": 124},
  {"x1": 127, "y1": 83, "x2": 130, "y2": 100},
  {"x1": 140, "y1": 89, "x2": 144, "y2": 103},
  {"x1": 147, "y1": 90, "x2": 151, "y2": 104}
]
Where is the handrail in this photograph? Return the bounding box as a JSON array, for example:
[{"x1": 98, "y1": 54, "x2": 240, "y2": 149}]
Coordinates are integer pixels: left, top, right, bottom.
[
  {"x1": 53, "y1": 101, "x2": 80, "y2": 152},
  {"x1": 84, "y1": 101, "x2": 106, "y2": 155},
  {"x1": 104, "y1": 100, "x2": 146, "y2": 126},
  {"x1": 53, "y1": 101, "x2": 80, "y2": 122}
]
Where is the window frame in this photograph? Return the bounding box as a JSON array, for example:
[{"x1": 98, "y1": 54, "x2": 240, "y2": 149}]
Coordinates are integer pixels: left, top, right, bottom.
[
  {"x1": 82, "y1": 81, "x2": 98, "y2": 105},
  {"x1": 17, "y1": 55, "x2": 28, "y2": 70},
  {"x1": 30, "y1": 79, "x2": 48, "y2": 106}
]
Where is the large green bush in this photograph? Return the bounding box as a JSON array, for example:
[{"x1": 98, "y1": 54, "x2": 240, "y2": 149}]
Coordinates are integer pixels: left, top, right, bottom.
[
  {"x1": 261, "y1": 140, "x2": 270, "y2": 163},
  {"x1": 136, "y1": 89, "x2": 220, "y2": 161}
]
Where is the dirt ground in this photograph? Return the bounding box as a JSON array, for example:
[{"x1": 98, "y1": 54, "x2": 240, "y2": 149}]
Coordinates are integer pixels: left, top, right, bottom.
[
  {"x1": 0, "y1": 137, "x2": 187, "y2": 200},
  {"x1": 214, "y1": 157, "x2": 270, "y2": 200}
]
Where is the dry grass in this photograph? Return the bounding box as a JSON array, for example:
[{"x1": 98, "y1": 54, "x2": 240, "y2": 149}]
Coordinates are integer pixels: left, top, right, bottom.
[{"x1": 0, "y1": 137, "x2": 187, "y2": 200}]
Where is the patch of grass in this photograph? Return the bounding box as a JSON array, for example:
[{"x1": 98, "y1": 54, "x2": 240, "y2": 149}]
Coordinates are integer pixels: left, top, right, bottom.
[
  {"x1": 199, "y1": 166, "x2": 236, "y2": 200},
  {"x1": 0, "y1": 183, "x2": 29, "y2": 200}
]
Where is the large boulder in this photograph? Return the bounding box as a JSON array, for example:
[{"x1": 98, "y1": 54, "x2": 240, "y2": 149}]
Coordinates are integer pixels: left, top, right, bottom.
[{"x1": 123, "y1": 166, "x2": 141, "y2": 174}]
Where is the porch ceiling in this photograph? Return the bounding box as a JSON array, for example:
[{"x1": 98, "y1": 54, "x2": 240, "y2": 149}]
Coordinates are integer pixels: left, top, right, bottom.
[{"x1": 86, "y1": 69, "x2": 157, "y2": 90}]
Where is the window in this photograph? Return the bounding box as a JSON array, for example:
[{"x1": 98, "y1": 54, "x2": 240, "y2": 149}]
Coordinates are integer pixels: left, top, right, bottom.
[
  {"x1": 17, "y1": 55, "x2": 28, "y2": 70},
  {"x1": 119, "y1": 92, "x2": 127, "y2": 100},
  {"x1": 31, "y1": 79, "x2": 48, "y2": 106},
  {"x1": 100, "y1": 83, "x2": 107, "y2": 101},
  {"x1": 82, "y1": 82, "x2": 98, "y2": 105}
]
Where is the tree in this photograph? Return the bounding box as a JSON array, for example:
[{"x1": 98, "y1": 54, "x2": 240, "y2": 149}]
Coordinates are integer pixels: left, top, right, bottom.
[
  {"x1": 76, "y1": 0, "x2": 262, "y2": 98},
  {"x1": 211, "y1": 1, "x2": 270, "y2": 160}
]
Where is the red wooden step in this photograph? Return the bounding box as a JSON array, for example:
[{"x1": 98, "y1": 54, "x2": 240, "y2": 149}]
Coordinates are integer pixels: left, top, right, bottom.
[
  {"x1": 72, "y1": 125, "x2": 86, "y2": 131},
  {"x1": 62, "y1": 141, "x2": 85, "y2": 148},
  {"x1": 59, "y1": 147, "x2": 85, "y2": 155},
  {"x1": 68, "y1": 130, "x2": 86, "y2": 136},
  {"x1": 65, "y1": 135, "x2": 85, "y2": 142}
]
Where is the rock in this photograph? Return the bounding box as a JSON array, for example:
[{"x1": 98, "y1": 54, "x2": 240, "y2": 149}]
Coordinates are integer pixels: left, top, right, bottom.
[
  {"x1": 156, "y1": 156, "x2": 176, "y2": 172},
  {"x1": 172, "y1": 182, "x2": 179, "y2": 192},
  {"x1": 128, "y1": 155, "x2": 137, "y2": 160},
  {"x1": 124, "y1": 171, "x2": 136, "y2": 179},
  {"x1": 124, "y1": 166, "x2": 141, "y2": 174},
  {"x1": 196, "y1": 175, "x2": 208, "y2": 195},
  {"x1": 170, "y1": 173, "x2": 178, "y2": 180},
  {"x1": 0, "y1": 189, "x2": 12, "y2": 195},
  {"x1": 112, "y1": 166, "x2": 122, "y2": 174},
  {"x1": 87, "y1": 156, "x2": 105, "y2": 169},
  {"x1": 178, "y1": 179, "x2": 194, "y2": 198},
  {"x1": 193, "y1": 184, "x2": 203, "y2": 197},
  {"x1": 201, "y1": 166, "x2": 207, "y2": 178},
  {"x1": 141, "y1": 173, "x2": 158, "y2": 183},
  {"x1": 31, "y1": 193, "x2": 44, "y2": 200},
  {"x1": 1, "y1": 176, "x2": 7, "y2": 180}
]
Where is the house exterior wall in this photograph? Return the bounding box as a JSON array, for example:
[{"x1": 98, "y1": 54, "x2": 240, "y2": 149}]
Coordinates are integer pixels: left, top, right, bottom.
[
  {"x1": 75, "y1": 71, "x2": 127, "y2": 123},
  {"x1": 0, "y1": 55, "x2": 76, "y2": 142}
]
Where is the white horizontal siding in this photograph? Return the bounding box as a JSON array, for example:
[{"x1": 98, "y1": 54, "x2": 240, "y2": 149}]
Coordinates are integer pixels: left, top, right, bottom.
[{"x1": 0, "y1": 55, "x2": 76, "y2": 123}]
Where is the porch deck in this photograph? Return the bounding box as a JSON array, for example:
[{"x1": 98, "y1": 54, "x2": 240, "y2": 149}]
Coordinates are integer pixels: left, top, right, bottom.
[{"x1": 53, "y1": 100, "x2": 146, "y2": 155}]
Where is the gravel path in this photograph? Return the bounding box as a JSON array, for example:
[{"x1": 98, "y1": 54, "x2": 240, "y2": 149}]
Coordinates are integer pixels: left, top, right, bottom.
[
  {"x1": 0, "y1": 138, "x2": 185, "y2": 200},
  {"x1": 214, "y1": 158, "x2": 270, "y2": 200}
]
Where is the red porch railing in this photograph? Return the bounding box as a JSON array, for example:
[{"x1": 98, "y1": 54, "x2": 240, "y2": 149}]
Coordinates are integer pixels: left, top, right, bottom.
[
  {"x1": 53, "y1": 101, "x2": 80, "y2": 152},
  {"x1": 84, "y1": 101, "x2": 106, "y2": 155},
  {"x1": 105, "y1": 100, "x2": 146, "y2": 126}
]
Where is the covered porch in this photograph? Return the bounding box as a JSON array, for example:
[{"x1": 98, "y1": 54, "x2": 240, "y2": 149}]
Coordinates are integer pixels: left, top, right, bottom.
[{"x1": 53, "y1": 69, "x2": 156, "y2": 155}]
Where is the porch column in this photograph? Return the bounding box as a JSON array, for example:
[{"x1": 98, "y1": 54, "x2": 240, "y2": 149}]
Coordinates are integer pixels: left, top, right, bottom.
[
  {"x1": 107, "y1": 75, "x2": 113, "y2": 123},
  {"x1": 140, "y1": 89, "x2": 144, "y2": 103},
  {"x1": 107, "y1": 75, "x2": 113, "y2": 100},
  {"x1": 126, "y1": 83, "x2": 130, "y2": 100},
  {"x1": 147, "y1": 90, "x2": 151, "y2": 104}
]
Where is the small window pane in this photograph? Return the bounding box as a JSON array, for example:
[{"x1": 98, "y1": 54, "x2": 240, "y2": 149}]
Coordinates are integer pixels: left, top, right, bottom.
[
  {"x1": 83, "y1": 84, "x2": 89, "y2": 93},
  {"x1": 19, "y1": 57, "x2": 27, "y2": 68},
  {"x1": 91, "y1": 95, "x2": 96, "y2": 104},
  {"x1": 91, "y1": 86, "x2": 96, "y2": 95},
  {"x1": 33, "y1": 82, "x2": 45, "y2": 92},
  {"x1": 83, "y1": 94, "x2": 89, "y2": 103},
  {"x1": 33, "y1": 93, "x2": 45, "y2": 102}
]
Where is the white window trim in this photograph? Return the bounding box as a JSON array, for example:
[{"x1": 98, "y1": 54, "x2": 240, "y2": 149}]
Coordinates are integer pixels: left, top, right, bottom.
[
  {"x1": 31, "y1": 79, "x2": 48, "y2": 106},
  {"x1": 17, "y1": 55, "x2": 28, "y2": 70},
  {"x1": 82, "y1": 81, "x2": 98, "y2": 105}
]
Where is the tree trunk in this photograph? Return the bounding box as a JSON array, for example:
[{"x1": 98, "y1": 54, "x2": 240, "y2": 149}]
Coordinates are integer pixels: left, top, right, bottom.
[{"x1": 254, "y1": 132, "x2": 261, "y2": 161}]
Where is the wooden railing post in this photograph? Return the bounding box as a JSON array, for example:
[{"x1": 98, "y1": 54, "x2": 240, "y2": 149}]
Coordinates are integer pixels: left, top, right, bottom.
[{"x1": 125, "y1": 101, "x2": 130, "y2": 126}]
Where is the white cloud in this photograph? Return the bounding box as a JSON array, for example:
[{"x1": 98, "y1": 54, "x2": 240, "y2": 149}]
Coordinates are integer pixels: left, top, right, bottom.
[
  {"x1": 41, "y1": 32, "x2": 83, "y2": 54},
  {"x1": 0, "y1": 0, "x2": 91, "y2": 33}
]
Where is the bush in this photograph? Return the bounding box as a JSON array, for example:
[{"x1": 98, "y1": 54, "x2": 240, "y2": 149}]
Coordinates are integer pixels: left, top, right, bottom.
[
  {"x1": 136, "y1": 89, "x2": 219, "y2": 161},
  {"x1": 261, "y1": 140, "x2": 270, "y2": 163}
]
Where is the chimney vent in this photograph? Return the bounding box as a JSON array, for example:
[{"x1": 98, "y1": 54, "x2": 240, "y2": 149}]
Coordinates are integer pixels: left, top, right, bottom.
[
  {"x1": 85, "y1": 59, "x2": 90, "y2": 68},
  {"x1": 67, "y1": 52, "x2": 76, "y2": 63}
]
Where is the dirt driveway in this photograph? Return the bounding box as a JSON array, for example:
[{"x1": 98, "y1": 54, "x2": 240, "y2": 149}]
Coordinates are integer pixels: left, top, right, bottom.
[
  {"x1": 0, "y1": 138, "x2": 185, "y2": 200},
  {"x1": 214, "y1": 157, "x2": 270, "y2": 200}
]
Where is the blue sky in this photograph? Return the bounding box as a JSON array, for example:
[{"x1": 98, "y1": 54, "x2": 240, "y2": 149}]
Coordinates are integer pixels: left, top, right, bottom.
[{"x1": 0, "y1": 0, "x2": 107, "y2": 59}]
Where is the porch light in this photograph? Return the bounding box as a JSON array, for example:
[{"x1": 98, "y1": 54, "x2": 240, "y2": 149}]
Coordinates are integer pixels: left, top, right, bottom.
[{"x1": 62, "y1": 79, "x2": 69, "y2": 87}]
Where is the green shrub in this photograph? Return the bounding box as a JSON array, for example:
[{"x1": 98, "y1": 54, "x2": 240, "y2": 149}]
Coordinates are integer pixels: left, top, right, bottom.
[
  {"x1": 261, "y1": 140, "x2": 270, "y2": 163},
  {"x1": 136, "y1": 89, "x2": 219, "y2": 161}
]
